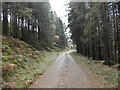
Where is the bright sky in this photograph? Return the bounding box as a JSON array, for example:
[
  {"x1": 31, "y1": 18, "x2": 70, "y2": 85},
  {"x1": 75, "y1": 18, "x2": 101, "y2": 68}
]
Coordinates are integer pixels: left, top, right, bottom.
[
  {"x1": 50, "y1": 0, "x2": 72, "y2": 42},
  {"x1": 49, "y1": 0, "x2": 69, "y2": 26}
]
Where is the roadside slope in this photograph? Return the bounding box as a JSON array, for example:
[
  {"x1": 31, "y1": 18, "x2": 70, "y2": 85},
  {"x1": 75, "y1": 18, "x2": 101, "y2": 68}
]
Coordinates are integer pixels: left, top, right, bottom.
[{"x1": 1, "y1": 36, "x2": 64, "y2": 88}]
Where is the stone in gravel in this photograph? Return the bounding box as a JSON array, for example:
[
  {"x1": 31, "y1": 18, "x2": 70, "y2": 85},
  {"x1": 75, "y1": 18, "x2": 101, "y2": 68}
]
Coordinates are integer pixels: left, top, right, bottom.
[{"x1": 23, "y1": 58, "x2": 30, "y2": 62}]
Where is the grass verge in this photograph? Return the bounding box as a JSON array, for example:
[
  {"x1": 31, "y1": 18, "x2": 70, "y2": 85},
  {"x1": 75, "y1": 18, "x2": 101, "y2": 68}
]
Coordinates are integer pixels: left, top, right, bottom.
[{"x1": 70, "y1": 52, "x2": 118, "y2": 88}]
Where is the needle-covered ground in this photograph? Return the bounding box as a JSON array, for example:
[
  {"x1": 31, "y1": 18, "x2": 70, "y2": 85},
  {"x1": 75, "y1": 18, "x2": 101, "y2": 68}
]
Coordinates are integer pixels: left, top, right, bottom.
[
  {"x1": 1, "y1": 35, "x2": 65, "y2": 88},
  {"x1": 70, "y1": 52, "x2": 118, "y2": 88}
]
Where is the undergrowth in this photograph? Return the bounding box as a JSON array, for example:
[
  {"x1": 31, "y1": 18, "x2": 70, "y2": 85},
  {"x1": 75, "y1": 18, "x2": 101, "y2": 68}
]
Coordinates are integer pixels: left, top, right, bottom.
[
  {"x1": 1, "y1": 36, "x2": 61, "y2": 88},
  {"x1": 70, "y1": 52, "x2": 118, "y2": 88}
]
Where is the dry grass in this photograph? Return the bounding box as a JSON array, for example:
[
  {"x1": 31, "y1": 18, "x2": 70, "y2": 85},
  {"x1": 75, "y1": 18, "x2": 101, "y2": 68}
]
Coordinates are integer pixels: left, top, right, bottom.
[
  {"x1": 70, "y1": 52, "x2": 118, "y2": 88},
  {"x1": 1, "y1": 36, "x2": 61, "y2": 88}
]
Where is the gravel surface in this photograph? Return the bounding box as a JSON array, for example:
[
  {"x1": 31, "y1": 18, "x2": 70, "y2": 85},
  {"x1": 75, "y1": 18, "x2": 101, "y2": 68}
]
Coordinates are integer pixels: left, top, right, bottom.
[{"x1": 31, "y1": 50, "x2": 96, "y2": 88}]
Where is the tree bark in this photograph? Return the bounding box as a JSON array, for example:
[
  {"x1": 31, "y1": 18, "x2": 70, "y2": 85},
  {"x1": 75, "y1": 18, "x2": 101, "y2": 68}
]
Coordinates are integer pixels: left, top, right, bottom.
[{"x1": 3, "y1": 3, "x2": 8, "y2": 35}]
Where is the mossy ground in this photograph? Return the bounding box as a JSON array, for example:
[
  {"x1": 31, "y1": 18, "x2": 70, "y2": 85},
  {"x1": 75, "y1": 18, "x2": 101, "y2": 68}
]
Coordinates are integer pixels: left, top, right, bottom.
[
  {"x1": 70, "y1": 52, "x2": 118, "y2": 88},
  {"x1": 1, "y1": 36, "x2": 65, "y2": 88}
]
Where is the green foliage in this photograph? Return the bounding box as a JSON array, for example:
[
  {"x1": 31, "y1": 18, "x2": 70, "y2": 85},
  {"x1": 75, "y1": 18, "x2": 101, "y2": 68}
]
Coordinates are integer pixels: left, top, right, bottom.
[
  {"x1": 2, "y1": 41, "x2": 11, "y2": 54},
  {"x1": 2, "y1": 2, "x2": 68, "y2": 49},
  {"x1": 71, "y1": 52, "x2": 118, "y2": 88},
  {"x1": 1, "y1": 2, "x2": 68, "y2": 88},
  {"x1": 68, "y1": 2, "x2": 119, "y2": 65},
  {"x1": 2, "y1": 36, "x2": 60, "y2": 88}
]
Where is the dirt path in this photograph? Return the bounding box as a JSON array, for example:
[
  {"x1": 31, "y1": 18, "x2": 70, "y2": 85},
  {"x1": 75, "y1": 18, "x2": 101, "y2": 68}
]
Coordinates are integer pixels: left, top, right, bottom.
[{"x1": 31, "y1": 50, "x2": 96, "y2": 88}]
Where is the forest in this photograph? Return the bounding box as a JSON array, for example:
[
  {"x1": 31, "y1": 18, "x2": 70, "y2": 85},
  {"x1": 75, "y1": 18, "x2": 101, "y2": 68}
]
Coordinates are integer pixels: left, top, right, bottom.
[
  {"x1": 1, "y1": 1, "x2": 120, "y2": 88},
  {"x1": 1, "y1": 2, "x2": 69, "y2": 88},
  {"x1": 68, "y1": 2, "x2": 120, "y2": 66},
  {"x1": 2, "y1": 2, "x2": 68, "y2": 50}
]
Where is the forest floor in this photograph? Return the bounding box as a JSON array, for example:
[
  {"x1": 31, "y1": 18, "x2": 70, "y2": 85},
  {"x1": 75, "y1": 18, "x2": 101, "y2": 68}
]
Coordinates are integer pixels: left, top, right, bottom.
[
  {"x1": 1, "y1": 35, "x2": 68, "y2": 88},
  {"x1": 70, "y1": 52, "x2": 118, "y2": 88}
]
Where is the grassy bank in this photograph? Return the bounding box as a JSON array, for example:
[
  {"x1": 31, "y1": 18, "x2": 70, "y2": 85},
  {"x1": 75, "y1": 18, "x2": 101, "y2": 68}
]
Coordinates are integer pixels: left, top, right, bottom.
[
  {"x1": 70, "y1": 52, "x2": 118, "y2": 88},
  {"x1": 1, "y1": 36, "x2": 66, "y2": 88}
]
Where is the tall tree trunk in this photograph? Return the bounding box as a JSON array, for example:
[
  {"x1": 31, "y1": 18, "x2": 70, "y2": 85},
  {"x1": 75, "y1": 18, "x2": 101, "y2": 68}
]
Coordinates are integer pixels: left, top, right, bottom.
[
  {"x1": 101, "y1": 3, "x2": 110, "y2": 65},
  {"x1": 27, "y1": 19, "x2": 30, "y2": 42},
  {"x1": 38, "y1": 20, "x2": 42, "y2": 44},
  {"x1": 13, "y1": 14, "x2": 17, "y2": 38},
  {"x1": 117, "y1": 2, "x2": 120, "y2": 67},
  {"x1": 21, "y1": 17, "x2": 24, "y2": 41},
  {"x1": 3, "y1": 3, "x2": 8, "y2": 35}
]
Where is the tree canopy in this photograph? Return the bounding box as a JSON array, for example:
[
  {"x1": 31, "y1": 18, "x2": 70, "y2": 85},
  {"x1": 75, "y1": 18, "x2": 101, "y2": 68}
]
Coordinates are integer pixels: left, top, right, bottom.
[
  {"x1": 2, "y1": 2, "x2": 68, "y2": 50},
  {"x1": 68, "y1": 2, "x2": 120, "y2": 65}
]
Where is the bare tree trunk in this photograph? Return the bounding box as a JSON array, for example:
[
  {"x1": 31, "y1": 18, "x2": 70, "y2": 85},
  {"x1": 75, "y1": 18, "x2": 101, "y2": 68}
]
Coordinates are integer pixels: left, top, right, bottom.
[
  {"x1": 3, "y1": 3, "x2": 8, "y2": 35},
  {"x1": 21, "y1": 17, "x2": 24, "y2": 41},
  {"x1": 13, "y1": 13, "x2": 18, "y2": 38},
  {"x1": 27, "y1": 19, "x2": 30, "y2": 42}
]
